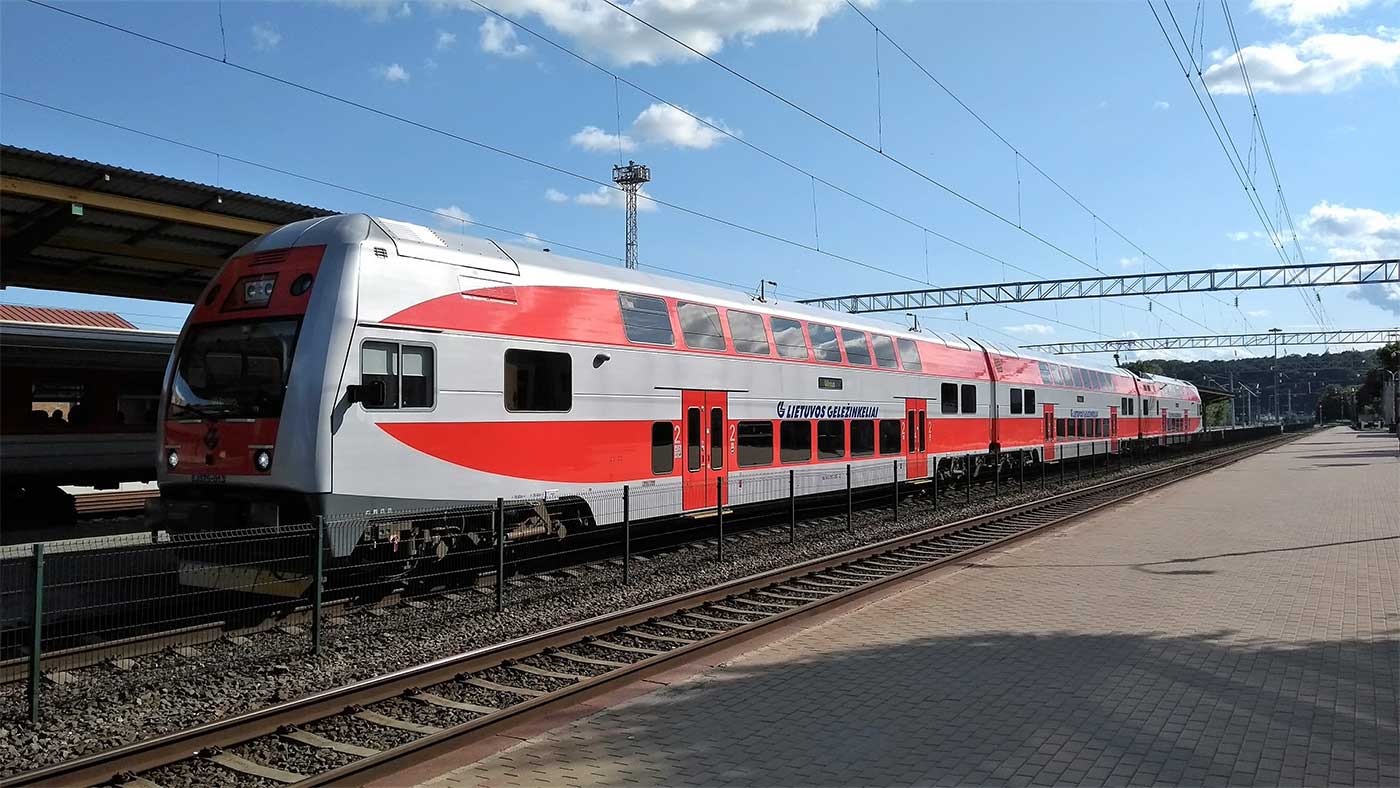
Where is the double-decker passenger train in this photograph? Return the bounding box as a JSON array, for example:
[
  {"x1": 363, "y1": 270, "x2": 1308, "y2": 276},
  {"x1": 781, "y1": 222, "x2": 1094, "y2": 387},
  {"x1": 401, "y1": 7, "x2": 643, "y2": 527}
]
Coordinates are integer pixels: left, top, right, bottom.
[{"x1": 152, "y1": 214, "x2": 1201, "y2": 561}]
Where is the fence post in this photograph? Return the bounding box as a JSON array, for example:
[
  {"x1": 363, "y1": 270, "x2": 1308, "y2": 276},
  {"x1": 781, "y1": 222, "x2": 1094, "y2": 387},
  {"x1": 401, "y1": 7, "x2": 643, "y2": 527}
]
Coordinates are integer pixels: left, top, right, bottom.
[
  {"x1": 622, "y1": 485, "x2": 630, "y2": 586},
  {"x1": 1061, "y1": 453, "x2": 1066, "y2": 484},
  {"x1": 892, "y1": 459, "x2": 899, "y2": 523},
  {"x1": 932, "y1": 460, "x2": 939, "y2": 510},
  {"x1": 495, "y1": 497, "x2": 505, "y2": 614},
  {"x1": 1019, "y1": 452, "x2": 1025, "y2": 490},
  {"x1": 788, "y1": 469, "x2": 796, "y2": 543},
  {"x1": 1041, "y1": 453, "x2": 1047, "y2": 490},
  {"x1": 845, "y1": 464, "x2": 853, "y2": 532},
  {"x1": 994, "y1": 455, "x2": 1001, "y2": 497},
  {"x1": 716, "y1": 477, "x2": 724, "y2": 563},
  {"x1": 311, "y1": 516, "x2": 325, "y2": 657},
  {"x1": 965, "y1": 455, "x2": 972, "y2": 506},
  {"x1": 28, "y1": 543, "x2": 45, "y2": 723}
]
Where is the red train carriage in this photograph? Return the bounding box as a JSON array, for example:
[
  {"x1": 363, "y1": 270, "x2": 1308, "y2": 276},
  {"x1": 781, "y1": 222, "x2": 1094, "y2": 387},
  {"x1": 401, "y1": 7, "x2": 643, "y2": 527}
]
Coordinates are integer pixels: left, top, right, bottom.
[{"x1": 152, "y1": 214, "x2": 1201, "y2": 562}]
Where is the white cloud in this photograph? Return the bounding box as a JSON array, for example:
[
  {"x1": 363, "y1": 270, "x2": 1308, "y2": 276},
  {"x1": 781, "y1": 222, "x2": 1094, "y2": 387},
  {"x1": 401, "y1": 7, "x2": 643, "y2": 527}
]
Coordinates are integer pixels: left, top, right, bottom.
[
  {"x1": 1152, "y1": 100, "x2": 1170, "y2": 110},
  {"x1": 332, "y1": 0, "x2": 411, "y2": 22},
  {"x1": 1119, "y1": 256, "x2": 1143, "y2": 268},
  {"x1": 1202, "y1": 31, "x2": 1400, "y2": 94},
  {"x1": 520, "y1": 231, "x2": 546, "y2": 246},
  {"x1": 377, "y1": 63, "x2": 410, "y2": 82},
  {"x1": 436, "y1": 30, "x2": 458, "y2": 50},
  {"x1": 631, "y1": 103, "x2": 734, "y2": 149},
  {"x1": 450, "y1": 0, "x2": 873, "y2": 67},
  {"x1": 1002, "y1": 323, "x2": 1055, "y2": 336},
  {"x1": 1246, "y1": 308, "x2": 1271, "y2": 317},
  {"x1": 480, "y1": 16, "x2": 529, "y2": 57},
  {"x1": 569, "y1": 125, "x2": 637, "y2": 153},
  {"x1": 1226, "y1": 231, "x2": 1267, "y2": 241},
  {"x1": 1301, "y1": 200, "x2": 1400, "y2": 315},
  {"x1": 544, "y1": 188, "x2": 569, "y2": 203},
  {"x1": 574, "y1": 185, "x2": 658, "y2": 211},
  {"x1": 251, "y1": 23, "x2": 281, "y2": 50},
  {"x1": 1251, "y1": 0, "x2": 1374, "y2": 26},
  {"x1": 570, "y1": 103, "x2": 737, "y2": 154},
  {"x1": 433, "y1": 205, "x2": 474, "y2": 227}
]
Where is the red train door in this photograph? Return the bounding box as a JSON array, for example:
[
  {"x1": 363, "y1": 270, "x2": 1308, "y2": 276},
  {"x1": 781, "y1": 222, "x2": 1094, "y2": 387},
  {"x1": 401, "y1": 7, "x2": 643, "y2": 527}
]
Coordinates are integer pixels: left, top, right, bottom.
[
  {"x1": 905, "y1": 398, "x2": 927, "y2": 479},
  {"x1": 681, "y1": 390, "x2": 728, "y2": 511},
  {"x1": 1043, "y1": 404, "x2": 1056, "y2": 461},
  {"x1": 1109, "y1": 406, "x2": 1119, "y2": 452}
]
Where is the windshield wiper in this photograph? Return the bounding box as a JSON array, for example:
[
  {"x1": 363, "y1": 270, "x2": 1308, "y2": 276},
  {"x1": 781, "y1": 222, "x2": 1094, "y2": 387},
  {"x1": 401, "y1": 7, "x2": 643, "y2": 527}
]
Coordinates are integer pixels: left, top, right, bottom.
[{"x1": 171, "y1": 401, "x2": 225, "y2": 421}]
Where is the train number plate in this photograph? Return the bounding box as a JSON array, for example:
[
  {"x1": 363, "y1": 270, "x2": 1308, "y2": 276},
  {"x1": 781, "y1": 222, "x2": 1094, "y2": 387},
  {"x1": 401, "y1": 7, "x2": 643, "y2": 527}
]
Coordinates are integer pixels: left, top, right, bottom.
[{"x1": 191, "y1": 473, "x2": 227, "y2": 483}]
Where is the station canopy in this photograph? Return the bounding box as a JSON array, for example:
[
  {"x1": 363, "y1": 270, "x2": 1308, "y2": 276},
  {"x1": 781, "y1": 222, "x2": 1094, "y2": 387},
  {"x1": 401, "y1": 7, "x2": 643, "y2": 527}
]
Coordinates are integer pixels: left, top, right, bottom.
[{"x1": 1, "y1": 145, "x2": 332, "y2": 303}]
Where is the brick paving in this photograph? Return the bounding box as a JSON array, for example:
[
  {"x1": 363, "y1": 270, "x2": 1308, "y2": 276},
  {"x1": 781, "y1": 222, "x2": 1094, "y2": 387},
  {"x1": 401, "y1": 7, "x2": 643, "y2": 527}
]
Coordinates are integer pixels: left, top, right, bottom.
[{"x1": 420, "y1": 429, "x2": 1399, "y2": 787}]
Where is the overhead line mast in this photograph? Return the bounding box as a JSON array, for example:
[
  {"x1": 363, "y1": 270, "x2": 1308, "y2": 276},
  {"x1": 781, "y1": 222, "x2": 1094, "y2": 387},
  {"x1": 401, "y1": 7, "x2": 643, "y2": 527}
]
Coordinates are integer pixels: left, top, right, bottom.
[{"x1": 612, "y1": 161, "x2": 650, "y2": 270}]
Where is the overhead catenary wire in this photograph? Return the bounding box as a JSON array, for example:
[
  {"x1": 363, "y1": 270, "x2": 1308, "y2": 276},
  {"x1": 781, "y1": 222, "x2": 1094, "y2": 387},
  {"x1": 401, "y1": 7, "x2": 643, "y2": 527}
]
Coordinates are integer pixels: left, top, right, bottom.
[
  {"x1": 22, "y1": 0, "x2": 1124, "y2": 342},
  {"x1": 840, "y1": 0, "x2": 1245, "y2": 332},
  {"x1": 596, "y1": 0, "x2": 1212, "y2": 338}
]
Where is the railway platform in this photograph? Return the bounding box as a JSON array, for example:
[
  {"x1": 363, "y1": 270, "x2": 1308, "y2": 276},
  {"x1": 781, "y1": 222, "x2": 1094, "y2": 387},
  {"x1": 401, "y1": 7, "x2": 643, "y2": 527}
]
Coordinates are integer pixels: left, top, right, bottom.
[{"x1": 398, "y1": 427, "x2": 1399, "y2": 787}]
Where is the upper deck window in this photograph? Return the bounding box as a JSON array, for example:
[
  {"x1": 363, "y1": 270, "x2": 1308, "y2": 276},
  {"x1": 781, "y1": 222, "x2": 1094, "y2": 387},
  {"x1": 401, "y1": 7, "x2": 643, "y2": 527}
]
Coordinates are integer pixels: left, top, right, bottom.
[
  {"x1": 841, "y1": 329, "x2": 872, "y2": 366},
  {"x1": 771, "y1": 317, "x2": 809, "y2": 360},
  {"x1": 896, "y1": 338, "x2": 921, "y2": 371},
  {"x1": 871, "y1": 335, "x2": 899, "y2": 369},
  {"x1": 727, "y1": 310, "x2": 770, "y2": 355},
  {"x1": 808, "y1": 323, "x2": 842, "y2": 362},
  {"x1": 677, "y1": 302, "x2": 727, "y2": 351},
  {"x1": 619, "y1": 293, "x2": 673, "y2": 346}
]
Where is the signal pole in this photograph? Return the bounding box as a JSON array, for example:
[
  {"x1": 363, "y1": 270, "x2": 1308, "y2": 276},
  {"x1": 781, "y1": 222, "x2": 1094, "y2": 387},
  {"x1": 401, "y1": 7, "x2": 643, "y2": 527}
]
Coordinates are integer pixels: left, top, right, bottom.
[{"x1": 613, "y1": 161, "x2": 650, "y2": 270}]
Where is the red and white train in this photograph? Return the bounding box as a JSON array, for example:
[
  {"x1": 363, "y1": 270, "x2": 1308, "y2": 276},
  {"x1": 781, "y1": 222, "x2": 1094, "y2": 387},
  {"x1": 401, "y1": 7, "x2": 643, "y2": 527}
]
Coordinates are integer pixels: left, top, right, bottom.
[{"x1": 153, "y1": 214, "x2": 1201, "y2": 557}]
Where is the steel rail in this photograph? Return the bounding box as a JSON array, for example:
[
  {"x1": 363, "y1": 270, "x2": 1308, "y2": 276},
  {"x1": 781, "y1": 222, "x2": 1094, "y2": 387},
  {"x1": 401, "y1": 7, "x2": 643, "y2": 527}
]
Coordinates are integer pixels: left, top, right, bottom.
[{"x1": 4, "y1": 431, "x2": 1301, "y2": 788}]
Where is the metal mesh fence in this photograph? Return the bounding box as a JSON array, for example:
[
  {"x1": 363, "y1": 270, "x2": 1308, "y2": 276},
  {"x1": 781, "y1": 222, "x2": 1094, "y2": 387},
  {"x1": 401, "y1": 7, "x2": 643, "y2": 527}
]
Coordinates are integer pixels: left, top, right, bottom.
[{"x1": 4, "y1": 421, "x2": 1292, "y2": 721}]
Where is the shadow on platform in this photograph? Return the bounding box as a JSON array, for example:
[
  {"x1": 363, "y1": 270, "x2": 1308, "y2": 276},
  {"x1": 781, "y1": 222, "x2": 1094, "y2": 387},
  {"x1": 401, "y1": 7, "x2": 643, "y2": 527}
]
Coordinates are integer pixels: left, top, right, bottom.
[{"x1": 518, "y1": 629, "x2": 1398, "y2": 786}]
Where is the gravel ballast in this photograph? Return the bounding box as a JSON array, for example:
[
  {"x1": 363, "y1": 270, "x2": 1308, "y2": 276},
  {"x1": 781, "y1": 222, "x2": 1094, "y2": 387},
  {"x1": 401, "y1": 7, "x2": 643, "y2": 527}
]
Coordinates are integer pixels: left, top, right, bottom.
[{"x1": 0, "y1": 439, "x2": 1286, "y2": 778}]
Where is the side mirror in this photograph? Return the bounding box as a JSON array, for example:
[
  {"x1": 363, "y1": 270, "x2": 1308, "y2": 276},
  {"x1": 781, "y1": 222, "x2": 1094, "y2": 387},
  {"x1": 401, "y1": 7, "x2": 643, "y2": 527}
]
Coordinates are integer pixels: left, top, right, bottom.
[{"x1": 346, "y1": 379, "x2": 386, "y2": 408}]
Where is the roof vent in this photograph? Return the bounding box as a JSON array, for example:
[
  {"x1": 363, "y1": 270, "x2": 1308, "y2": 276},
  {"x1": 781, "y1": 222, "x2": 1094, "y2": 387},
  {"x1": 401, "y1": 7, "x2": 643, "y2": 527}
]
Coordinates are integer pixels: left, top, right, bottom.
[
  {"x1": 373, "y1": 247, "x2": 388, "y2": 258},
  {"x1": 252, "y1": 250, "x2": 289, "y2": 267}
]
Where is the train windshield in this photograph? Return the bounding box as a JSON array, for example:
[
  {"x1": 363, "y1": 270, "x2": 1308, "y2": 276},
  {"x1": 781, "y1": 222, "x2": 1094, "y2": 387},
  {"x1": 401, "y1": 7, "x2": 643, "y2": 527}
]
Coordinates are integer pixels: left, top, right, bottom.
[{"x1": 168, "y1": 319, "x2": 301, "y2": 420}]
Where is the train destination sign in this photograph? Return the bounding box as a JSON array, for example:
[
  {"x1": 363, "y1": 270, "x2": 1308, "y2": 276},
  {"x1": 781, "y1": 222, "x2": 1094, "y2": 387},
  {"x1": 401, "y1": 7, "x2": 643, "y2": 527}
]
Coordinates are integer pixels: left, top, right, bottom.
[
  {"x1": 776, "y1": 401, "x2": 881, "y2": 419},
  {"x1": 1069, "y1": 409, "x2": 1100, "y2": 418}
]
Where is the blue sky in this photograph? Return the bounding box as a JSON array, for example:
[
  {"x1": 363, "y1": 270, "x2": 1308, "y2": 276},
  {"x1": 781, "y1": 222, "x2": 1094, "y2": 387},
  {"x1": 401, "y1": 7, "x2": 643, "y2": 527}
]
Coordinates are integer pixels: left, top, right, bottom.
[{"x1": 2, "y1": 0, "x2": 1397, "y2": 359}]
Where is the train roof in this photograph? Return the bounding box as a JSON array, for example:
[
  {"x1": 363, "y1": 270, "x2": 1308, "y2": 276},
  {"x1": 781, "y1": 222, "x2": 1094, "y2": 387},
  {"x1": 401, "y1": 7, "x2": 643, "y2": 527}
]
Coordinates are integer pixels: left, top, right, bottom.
[{"x1": 237, "y1": 213, "x2": 1152, "y2": 384}]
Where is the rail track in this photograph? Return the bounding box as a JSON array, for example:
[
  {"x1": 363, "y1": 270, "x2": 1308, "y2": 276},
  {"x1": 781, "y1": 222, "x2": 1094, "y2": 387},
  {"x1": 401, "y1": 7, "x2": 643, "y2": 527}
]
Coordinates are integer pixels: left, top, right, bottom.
[{"x1": 3, "y1": 430, "x2": 1302, "y2": 788}]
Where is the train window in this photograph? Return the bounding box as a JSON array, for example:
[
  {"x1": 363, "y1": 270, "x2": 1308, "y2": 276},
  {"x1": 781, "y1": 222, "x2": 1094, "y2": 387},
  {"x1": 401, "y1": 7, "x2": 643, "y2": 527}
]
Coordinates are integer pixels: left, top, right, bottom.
[
  {"x1": 771, "y1": 317, "x2": 809, "y2": 359},
  {"x1": 780, "y1": 421, "x2": 812, "y2": 463},
  {"x1": 808, "y1": 323, "x2": 842, "y2": 362},
  {"x1": 687, "y1": 408, "x2": 702, "y2": 471},
  {"x1": 652, "y1": 422, "x2": 673, "y2": 474},
  {"x1": 618, "y1": 293, "x2": 674, "y2": 346},
  {"x1": 400, "y1": 345, "x2": 434, "y2": 408},
  {"x1": 817, "y1": 420, "x2": 845, "y2": 459},
  {"x1": 871, "y1": 335, "x2": 899, "y2": 369},
  {"x1": 678, "y1": 302, "x2": 727, "y2": 351},
  {"x1": 710, "y1": 408, "x2": 724, "y2": 470},
  {"x1": 878, "y1": 419, "x2": 902, "y2": 454},
  {"x1": 1024, "y1": 389, "x2": 1036, "y2": 412},
  {"x1": 1056, "y1": 418, "x2": 1066, "y2": 437},
  {"x1": 728, "y1": 310, "x2": 770, "y2": 356},
  {"x1": 361, "y1": 341, "x2": 400, "y2": 409},
  {"x1": 918, "y1": 411, "x2": 926, "y2": 452},
  {"x1": 737, "y1": 421, "x2": 774, "y2": 467},
  {"x1": 960, "y1": 384, "x2": 976, "y2": 414},
  {"x1": 896, "y1": 338, "x2": 922, "y2": 371},
  {"x1": 1010, "y1": 388, "x2": 1023, "y2": 415},
  {"x1": 941, "y1": 382, "x2": 958, "y2": 414},
  {"x1": 850, "y1": 420, "x2": 876, "y2": 457},
  {"x1": 840, "y1": 329, "x2": 872, "y2": 366},
  {"x1": 504, "y1": 349, "x2": 571, "y2": 412},
  {"x1": 1070, "y1": 368, "x2": 1085, "y2": 389}
]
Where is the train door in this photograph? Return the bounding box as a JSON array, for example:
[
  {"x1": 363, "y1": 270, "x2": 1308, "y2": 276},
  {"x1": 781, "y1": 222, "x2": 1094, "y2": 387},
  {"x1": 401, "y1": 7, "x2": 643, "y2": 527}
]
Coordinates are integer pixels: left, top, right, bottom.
[
  {"x1": 904, "y1": 398, "x2": 927, "y2": 479},
  {"x1": 1109, "y1": 406, "x2": 1119, "y2": 453},
  {"x1": 681, "y1": 390, "x2": 728, "y2": 511},
  {"x1": 1043, "y1": 404, "x2": 1056, "y2": 461}
]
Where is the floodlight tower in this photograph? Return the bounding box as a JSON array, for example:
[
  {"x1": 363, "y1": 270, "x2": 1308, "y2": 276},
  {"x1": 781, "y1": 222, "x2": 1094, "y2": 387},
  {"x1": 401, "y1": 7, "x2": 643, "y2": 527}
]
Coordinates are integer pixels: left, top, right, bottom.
[{"x1": 613, "y1": 161, "x2": 650, "y2": 270}]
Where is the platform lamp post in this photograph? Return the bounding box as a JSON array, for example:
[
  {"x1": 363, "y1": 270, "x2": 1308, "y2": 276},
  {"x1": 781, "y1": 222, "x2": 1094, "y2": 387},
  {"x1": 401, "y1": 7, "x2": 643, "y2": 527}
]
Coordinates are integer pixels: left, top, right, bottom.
[
  {"x1": 1269, "y1": 328, "x2": 1283, "y2": 423},
  {"x1": 613, "y1": 161, "x2": 651, "y2": 270}
]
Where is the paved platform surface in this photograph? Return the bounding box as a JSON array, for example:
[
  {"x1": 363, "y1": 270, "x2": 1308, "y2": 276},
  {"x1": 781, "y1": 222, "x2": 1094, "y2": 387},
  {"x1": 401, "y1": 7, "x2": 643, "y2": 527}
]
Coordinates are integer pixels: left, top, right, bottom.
[{"x1": 420, "y1": 429, "x2": 1399, "y2": 787}]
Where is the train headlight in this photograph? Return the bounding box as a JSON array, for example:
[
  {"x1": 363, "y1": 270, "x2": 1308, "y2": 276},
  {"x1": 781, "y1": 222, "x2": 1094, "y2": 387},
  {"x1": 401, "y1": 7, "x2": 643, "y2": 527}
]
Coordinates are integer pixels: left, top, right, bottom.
[
  {"x1": 254, "y1": 449, "x2": 273, "y2": 472},
  {"x1": 166, "y1": 449, "x2": 180, "y2": 469}
]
